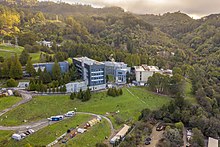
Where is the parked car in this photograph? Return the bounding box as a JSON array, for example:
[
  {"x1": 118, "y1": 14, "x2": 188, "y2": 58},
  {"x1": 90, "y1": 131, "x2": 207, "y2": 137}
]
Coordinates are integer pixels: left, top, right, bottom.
[
  {"x1": 64, "y1": 111, "x2": 75, "y2": 117},
  {"x1": 156, "y1": 124, "x2": 166, "y2": 131},
  {"x1": 145, "y1": 141, "x2": 151, "y2": 145},
  {"x1": 48, "y1": 115, "x2": 64, "y2": 121},
  {"x1": 146, "y1": 137, "x2": 152, "y2": 142}
]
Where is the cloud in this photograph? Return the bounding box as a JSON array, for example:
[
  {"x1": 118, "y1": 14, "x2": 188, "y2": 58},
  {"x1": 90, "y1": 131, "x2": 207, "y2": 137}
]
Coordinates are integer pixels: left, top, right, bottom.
[{"x1": 46, "y1": 0, "x2": 220, "y2": 18}]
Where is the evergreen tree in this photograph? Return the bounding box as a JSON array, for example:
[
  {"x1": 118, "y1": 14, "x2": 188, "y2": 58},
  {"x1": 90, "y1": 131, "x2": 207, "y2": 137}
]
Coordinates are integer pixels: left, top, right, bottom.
[
  {"x1": 82, "y1": 88, "x2": 91, "y2": 102},
  {"x1": 69, "y1": 65, "x2": 78, "y2": 81},
  {"x1": 70, "y1": 92, "x2": 76, "y2": 100},
  {"x1": 77, "y1": 89, "x2": 83, "y2": 99},
  {"x1": 19, "y1": 49, "x2": 29, "y2": 66},
  {"x1": 2, "y1": 59, "x2": 10, "y2": 78},
  {"x1": 39, "y1": 69, "x2": 51, "y2": 84},
  {"x1": 63, "y1": 73, "x2": 71, "y2": 84},
  {"x1": 26, "y1": 57, "x2": 36, "y2": 77},
  {"x1": 52, "y1": 60, "x2": 61, "y2": 80},
  {"x1": 10, "y1": 54, "x2": 23, "y2": 79}
]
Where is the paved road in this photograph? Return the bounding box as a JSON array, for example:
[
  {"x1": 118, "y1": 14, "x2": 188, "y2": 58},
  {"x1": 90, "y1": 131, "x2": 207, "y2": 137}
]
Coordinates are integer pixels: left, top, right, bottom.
[
  {"x1": 0, "y1": 91, "x2": 115, "y2": 142},
  {"x1": 0, "y1": 91, "x2": 33, "y2": 117},
  {"x1": 0, "y1": 112, "x2": 115, "y2": 135}
]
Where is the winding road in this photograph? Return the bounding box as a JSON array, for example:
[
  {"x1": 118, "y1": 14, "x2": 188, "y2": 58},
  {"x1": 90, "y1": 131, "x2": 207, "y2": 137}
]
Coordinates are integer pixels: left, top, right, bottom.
[
  {"x1": 0, "y1": 91, "x2": 32, "y2": 117},
  {"x1": 0, "y1": 91, "x2": 115, "y2": 137}
]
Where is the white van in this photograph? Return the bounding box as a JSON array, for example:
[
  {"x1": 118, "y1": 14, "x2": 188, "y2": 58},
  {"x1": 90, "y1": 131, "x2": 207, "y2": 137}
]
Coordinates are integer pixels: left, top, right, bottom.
[{"x1": 12, "y1": 134, "x2": 22, "y2": 141}]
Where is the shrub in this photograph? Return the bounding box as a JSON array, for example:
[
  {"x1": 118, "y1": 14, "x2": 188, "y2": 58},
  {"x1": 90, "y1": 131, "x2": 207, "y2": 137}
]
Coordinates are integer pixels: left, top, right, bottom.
[{"x1": 6, "y1": 78, "x2": 18, "y2": 87}]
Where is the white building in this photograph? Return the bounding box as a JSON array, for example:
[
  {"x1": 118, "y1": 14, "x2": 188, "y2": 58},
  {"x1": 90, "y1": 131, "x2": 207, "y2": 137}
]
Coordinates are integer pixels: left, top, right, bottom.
[
  {"x1": 134, "y1": 65, "x2": 172, "y2": 85},
  {"x1": 208, "y1": 137, "x2": 218, "y2": 147},
  {"x1": 104, "y1": 61, "x2": 131, "y2": 84},
  {"x1": 65, "y1": 81, "x2": 87, "y2": 93},
  {"x1": 110, "y1": 124, "x2": 130, "y2": 144},
  {"x1": 17, "y1": 82, "x2": 30, "y2": 89}
]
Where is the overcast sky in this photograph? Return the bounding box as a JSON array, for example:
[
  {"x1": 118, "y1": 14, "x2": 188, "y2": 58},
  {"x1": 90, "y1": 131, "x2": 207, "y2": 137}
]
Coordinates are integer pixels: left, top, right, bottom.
[{"x1": 45, "y1": 0, "x2": 220, "y2": 19}]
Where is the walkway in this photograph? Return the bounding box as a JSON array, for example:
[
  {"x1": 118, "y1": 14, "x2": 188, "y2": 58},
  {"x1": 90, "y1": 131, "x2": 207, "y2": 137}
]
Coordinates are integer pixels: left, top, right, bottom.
[{"x1": 0, "y1": 91, "x2": 33, "y2": 117}]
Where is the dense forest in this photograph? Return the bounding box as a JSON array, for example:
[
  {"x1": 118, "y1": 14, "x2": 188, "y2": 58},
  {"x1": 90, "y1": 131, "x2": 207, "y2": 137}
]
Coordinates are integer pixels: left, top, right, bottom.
[{"x1": 0, "y1": 0, "x2": 219, "y2": 146}]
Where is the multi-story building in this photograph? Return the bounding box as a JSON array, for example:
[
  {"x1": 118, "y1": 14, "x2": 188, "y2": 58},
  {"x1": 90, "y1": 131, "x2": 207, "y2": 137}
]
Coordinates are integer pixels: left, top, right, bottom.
[
  {"x1": 73, "y1": 57, "x2": 106, "y2": 91},
  {"x1": 33, "y1": 61, "x2": 69, "y2": 73},
  {"x1": 134, "y1": 65, "x2": 172, "y2": 85},
  {"x1": 104, "y1": 61, "x2": 130, "y2": 84}
]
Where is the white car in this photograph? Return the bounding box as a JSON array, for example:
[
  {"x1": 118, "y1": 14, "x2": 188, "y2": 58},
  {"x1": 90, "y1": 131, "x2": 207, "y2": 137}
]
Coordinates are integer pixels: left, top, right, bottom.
[{"x1": 65, "y1": 111, "x2": 75, "y2": 117}]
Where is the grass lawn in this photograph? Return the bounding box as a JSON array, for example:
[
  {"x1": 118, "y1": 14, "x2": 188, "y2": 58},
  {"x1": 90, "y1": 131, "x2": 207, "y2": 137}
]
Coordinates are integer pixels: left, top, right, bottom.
[
  {"x1": 0, "y1": 130, "x2": 13, "y2": 145},
  {"x1": 67, "y1": 119, "x2": 110, "y2": 147},
  {"x1": 184, "y1": 80, "x2": 198, "y2": 105},
  {"x1": 0, "y1": 114, "x2": 94, "y2": 146},
  {"x1": 0, "y1": 87, "x2": 171, "y2": 128},
  {"x1": 0, "y1": 97, "x2": 22, "y2": 111},
  {"x1": 0, "y1": 44, "x2": 41, "y2": 63}
]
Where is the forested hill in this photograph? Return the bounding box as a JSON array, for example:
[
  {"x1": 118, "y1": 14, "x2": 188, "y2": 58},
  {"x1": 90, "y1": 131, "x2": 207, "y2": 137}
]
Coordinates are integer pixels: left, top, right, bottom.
[
  {"x1": 0, "y1": 1, "x2": 219, "y2": 100},
  {"x1": 0, "y1": 0, "x2": 220, "y2": 139}
]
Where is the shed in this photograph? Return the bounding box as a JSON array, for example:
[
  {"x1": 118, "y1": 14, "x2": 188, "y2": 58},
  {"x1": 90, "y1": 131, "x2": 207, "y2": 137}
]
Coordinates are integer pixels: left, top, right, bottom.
[{"x1": 208, "y1": 137, "x2": 218, "y2": 147}]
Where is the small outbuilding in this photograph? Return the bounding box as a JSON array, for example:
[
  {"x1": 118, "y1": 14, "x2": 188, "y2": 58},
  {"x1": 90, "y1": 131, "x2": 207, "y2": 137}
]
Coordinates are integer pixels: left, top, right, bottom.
[{"x1": 208, "y1": 137, "x2": 218, "y2": 147}]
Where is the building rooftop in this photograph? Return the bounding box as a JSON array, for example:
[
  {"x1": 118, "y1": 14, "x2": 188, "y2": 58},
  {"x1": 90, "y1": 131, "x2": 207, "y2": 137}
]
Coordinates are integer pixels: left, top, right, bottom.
[
  {"x1": 104, "y1": 61, "x2": 127, "y2": 67},
  {"x1": 74, "y1": 57, "x2": 104, "y2": 65},
  {"x1": 115, "y1": 124, "x2": 130, "y2": 137},
  {"x1": 208, "y1": 137, "x2": 218, "y2": 147},
  {"x1": 33, "y1": 61, "x2": 68, "y2": 66},
  {"x1": 134, "y1": 65, "x2": 160, "y2": 72}
]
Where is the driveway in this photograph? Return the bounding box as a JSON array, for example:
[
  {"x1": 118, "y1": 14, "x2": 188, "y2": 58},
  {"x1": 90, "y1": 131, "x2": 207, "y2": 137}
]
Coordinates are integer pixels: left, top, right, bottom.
[{"x1": 148, "y1": 125, "x2": 164, "y2": 147}]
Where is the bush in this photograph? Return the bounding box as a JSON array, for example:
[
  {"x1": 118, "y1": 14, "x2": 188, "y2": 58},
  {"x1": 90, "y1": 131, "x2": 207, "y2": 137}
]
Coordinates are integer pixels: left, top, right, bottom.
[
  {"x1": 6, "y1": 78, "x2": 18, "y2": 87},
  {"x1": 13, "y1": 90, "x2": 21, "y2": 97},
  {"x1": 107, "y1": 88, "x2": 123, "y2": 97}
]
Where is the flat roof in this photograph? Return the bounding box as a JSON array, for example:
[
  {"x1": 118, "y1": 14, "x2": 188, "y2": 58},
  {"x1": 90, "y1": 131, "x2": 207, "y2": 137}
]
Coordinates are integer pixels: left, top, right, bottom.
[
  {"x1": 134, "y1": 65, "x2": 160, "y2": 72},
  {"x1": 104, "y1": 61, "x2": 127, "y2": 66},
  {"x1": 208, "y1": 137, "x2": 218, "y2": 147},
  {"x1": 115, "y1": 124, "x2": 130, "y2": 137},
  {"x1": 33, "y1": 61, "x2": 68, "y2": 66},
  {"x1": 74, "y1": 57, "x2": 104, "y2": 65}
]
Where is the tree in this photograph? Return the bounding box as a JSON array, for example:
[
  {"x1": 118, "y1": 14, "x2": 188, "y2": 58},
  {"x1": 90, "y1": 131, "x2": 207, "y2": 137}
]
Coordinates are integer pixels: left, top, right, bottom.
[
  {"x1": 6, "y1": 78, "x2": 17, "y2": 87},
  {"x1": 164, "y1": 128, "x2": 184, "y2": 146},
  {"x1": 82, "y1": 88, "x2": 91, "y2": 102},
  {"x1": 2, "y1": 59, "x2": 10, "y2": 78},
  {"x1": 70, "y1": 93, "x2": 76, "y2": 100},
  {"x1": 9, "y1": 54, "x2": 23, "y2": 79},
  {"x1": 39, "y1": 69, "x2": 51, "y2": 84},
  {"x1": 63, "y1": 73, "x2": 71, "y2": 84},
  {"x1": 26, "y1": 57, "x2": 36, "y2": 77},
  {"x1": 77, "y1": 89, "x2": 83, "y2": 100},
  {"x1": 52, "y1": 60, "x2": 61, "y2": 80},
  {"x1": 175, "y1": 122, "x2": 184, "y2": 131},
  {"x1": 190, "y1": 128, "x2": 205, "y2": 147},
  {"x1": 19, "y1": 49, "x2": 29, "y2": 66}
]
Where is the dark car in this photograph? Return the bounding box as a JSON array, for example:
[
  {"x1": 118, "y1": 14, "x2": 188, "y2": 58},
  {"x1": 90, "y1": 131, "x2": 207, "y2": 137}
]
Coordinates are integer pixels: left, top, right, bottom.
[
  {"x1": 156, "y1": 124, "x2": 166, "y2": 131},
  {"x1": 145, "y1": 141, "x2": 151, "y2": 145},
  {"x1": 146, "y1": 137, "x2": 152, "y2": 142}
]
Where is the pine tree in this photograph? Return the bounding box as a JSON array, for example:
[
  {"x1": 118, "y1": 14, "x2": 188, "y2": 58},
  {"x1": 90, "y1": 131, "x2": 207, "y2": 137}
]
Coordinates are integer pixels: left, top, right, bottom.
[
  {"x1": 52, "y1": 60, "x2": 61, "y2": 80},
  {"x1": 63, "y1": 73, "x2": 71, "y2": 84},
  {"x1": 19, "y1": 49, "x2": 29, "y2": 66},
  {"x1": 10, "y1": 54, "x2": 23, "y2": 79},
  {"x1": 26, "y1": 57, "x2": 36, "y2": 77},
  {"x1": 2, "y1": 59, "x2": 10, "y2": 78}
]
